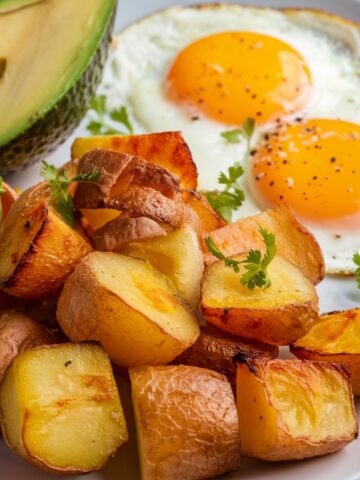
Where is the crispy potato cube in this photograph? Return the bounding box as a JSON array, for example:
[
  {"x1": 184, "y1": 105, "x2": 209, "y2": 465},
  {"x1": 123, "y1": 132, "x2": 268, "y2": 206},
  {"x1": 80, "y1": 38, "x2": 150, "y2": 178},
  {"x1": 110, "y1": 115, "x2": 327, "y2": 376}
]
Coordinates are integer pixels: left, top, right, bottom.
[
  {"x1": 1, "y1": 181, "x2": 17, "y2": 223},
  {"x1": 236, "y1": 358, "x2": 357, "y2": 461},
  {"x1": 71, "y1": 132, "x2": 198, "y2": 189},
  {"x1": 201, "y1": 254, "x2": 318, "y2": 345},
  {"x1": 57, "y1": 252, "x2": 200, "y2": 367},
  {"x1": 122, "y1": 226, "x2": 204, "y2": 308},
  {"x1": 0, "y1": 182, "x2": 92, "y2": 300},
  {"x1": 173, "y1": 325, "x2": 278, "y2": 390},
  {"x1": 0, "y1": 343, "x2": 128, "y2": 473},
  {"x1": 291, "y1": 308, "x2": 360, "y2": 395},
  {"x1": 130, "y1": 365, "x2": 240, "y2": 480},
  {"x1": 202, "y1": 205, "x2": 324, "y2": 284}
]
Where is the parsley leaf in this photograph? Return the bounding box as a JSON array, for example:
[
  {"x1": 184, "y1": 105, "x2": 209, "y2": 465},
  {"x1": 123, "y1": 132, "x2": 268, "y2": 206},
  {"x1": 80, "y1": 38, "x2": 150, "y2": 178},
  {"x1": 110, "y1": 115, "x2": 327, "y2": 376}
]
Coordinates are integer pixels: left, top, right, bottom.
[
  {"x1": 205, "y1": 227, "x2": 276, "y2": 290},
  {"x1": 40, "y1": 161, "x2": 99, "y2": 229},
  {"x1": 220, "y1": 129, "x2": 243, "y2": 144},
  {"x1": 353, "y1": 252, "x2": 360, "y2": 289},
  {"x1": 221, "y1": 117, "x2": 255, "y2": 151},
  {"x1": 86, "y1": 94, "x2": 134, "y2": 136},
  {"x1": 0, "y1": 176, "x2": 6, "y2": 224}
]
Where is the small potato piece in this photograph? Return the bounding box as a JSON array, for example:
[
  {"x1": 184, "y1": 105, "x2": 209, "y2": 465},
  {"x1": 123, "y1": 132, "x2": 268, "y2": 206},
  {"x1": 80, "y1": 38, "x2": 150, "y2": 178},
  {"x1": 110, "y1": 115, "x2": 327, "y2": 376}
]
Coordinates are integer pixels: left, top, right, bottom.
[
  {"x1": 182, "y1": 191, "x2": 226, "y2": 235},
  {"x1": 0, "y1": 311, "x2": 54, "y2": 383},
  {"x1": 0, "y1": 182, "x2": 93, "y2": 300},
  {"x1": 57, "y1": 252, "x2": 200, "y2": 367},
  {"x1": 0, "y1": 343, "x2": 128, "y2": 473},
  {"x1": 236, "y1": 358, "x2": 358, "y2": 461},
  {"x1": 291, "y1": 308, "x2": 360, "y2": 395},
  {"x1": 173, "y1": 325, "x2": 278, "y2": 389},
  {"x1": 202, "y1": 205, "x2": 324, "y2": 284},
  {"x1": 71, "y1": 132, "x2": 198, "y2": 189},
  {"x1": 122, "y1": 226, "x2": 204, "y2": 308},
  {"x1": 201, "y1": 254, "x2": 318, "y2": 345},
  {"x1": 1, "y1": 182, "x2": 18, "y2": 223},
  {"x1": 130, "y1": 365, "x2": 240, "y2": 480}
]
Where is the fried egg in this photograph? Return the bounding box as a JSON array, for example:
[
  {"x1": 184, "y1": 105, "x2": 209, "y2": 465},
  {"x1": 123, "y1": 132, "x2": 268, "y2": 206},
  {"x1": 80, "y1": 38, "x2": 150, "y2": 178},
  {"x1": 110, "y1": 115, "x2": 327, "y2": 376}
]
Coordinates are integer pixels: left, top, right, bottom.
[{"x1": 96, "y1": 4, "x2": 360, "y2": 274}]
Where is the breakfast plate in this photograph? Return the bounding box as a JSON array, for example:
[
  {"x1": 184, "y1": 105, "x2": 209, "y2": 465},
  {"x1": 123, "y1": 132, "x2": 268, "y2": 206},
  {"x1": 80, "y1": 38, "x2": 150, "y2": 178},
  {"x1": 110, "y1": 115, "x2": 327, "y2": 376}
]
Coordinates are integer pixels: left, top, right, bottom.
[{"x1": 2, "y1": 0, "x2": 360, "y2": 479}]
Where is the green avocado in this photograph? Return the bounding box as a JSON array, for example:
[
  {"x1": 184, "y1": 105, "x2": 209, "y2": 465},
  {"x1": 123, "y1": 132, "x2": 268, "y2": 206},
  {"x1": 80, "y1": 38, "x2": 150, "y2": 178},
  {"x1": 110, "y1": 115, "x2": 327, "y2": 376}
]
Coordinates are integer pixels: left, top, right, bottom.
[{"x1": 0, "y1": 0, "x2": 116, "y2": 174}]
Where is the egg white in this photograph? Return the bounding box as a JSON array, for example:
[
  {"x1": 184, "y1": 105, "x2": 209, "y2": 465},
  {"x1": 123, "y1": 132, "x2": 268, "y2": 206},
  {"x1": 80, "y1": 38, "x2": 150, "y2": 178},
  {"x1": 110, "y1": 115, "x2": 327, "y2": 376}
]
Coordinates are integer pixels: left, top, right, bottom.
[{"x1": 95, "y1": 4, "x2": 360, "y2": 274}]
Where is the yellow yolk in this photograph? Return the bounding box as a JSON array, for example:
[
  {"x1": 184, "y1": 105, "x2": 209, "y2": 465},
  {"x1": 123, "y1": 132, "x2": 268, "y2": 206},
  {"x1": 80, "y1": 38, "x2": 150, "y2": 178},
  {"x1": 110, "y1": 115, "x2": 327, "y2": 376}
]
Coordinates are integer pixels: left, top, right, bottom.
[
  {"x1": 251, "y1": 119, "x2": 360, "y2": 220},
  {"x1": 166, "y1": 31, "x2": 312, "y2": 125}
]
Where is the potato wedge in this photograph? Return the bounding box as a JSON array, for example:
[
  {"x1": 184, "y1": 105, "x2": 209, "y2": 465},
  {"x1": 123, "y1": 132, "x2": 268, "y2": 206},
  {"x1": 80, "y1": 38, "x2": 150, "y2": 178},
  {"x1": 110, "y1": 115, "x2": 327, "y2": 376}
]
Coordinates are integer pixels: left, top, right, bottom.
[
  {"x1": 236, "y1": 357, "x2": 357, "y2": 461},
  {"x1": 0, "y1": 182, "x2": 93, "y2": 300},
  {"x1": 130, "y1": 365, "x2": 240, "y2": 480},
  {"x1": 202, "y1": 205, "x2": 324, "y2": 284},
  {"x1": 122, "y1": 226, "x2": 204, "y2": 308},
  {"x1": 71, "y1": 132, "x2": 198, "y2": 189},
  {"x1": 173, "y1": 325, "x2": 278, "y2": 390},
  {"x1": 1, "y1": 181, "x2": 18, "y2": 223},
  {"x1": 201, "y1": 254, "x2": 318, "y2": 345},
  {"x1": 291, "y1": 308, "x2": 360, "y2": 395},
  {"x1": 0, "y1": 311, "x2": 54, "y2": 383},
  {"x1": 57, "y1": 252, "x2": 200, "y2": 366},
  {"x1": 0, "y1": 343, "x2": 128, "y2": 473}
]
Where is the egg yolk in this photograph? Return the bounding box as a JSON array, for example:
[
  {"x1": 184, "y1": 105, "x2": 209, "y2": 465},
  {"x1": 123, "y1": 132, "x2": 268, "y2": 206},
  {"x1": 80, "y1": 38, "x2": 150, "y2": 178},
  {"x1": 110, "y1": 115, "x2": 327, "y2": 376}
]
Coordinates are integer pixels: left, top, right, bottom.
[
  {"x1": 166, "y1": 31, "x2": 312, "y2": 125},
  {"x1": 251, "y1": 119, "x2": 360, "y2": 220}
]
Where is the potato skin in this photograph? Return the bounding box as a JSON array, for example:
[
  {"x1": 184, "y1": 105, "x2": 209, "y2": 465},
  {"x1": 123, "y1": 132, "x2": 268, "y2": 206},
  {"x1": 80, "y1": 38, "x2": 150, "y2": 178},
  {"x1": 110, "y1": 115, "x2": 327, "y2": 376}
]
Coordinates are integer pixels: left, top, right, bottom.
[{"x1": 1, "y1": 182, "x2": 17, "y2": 223}]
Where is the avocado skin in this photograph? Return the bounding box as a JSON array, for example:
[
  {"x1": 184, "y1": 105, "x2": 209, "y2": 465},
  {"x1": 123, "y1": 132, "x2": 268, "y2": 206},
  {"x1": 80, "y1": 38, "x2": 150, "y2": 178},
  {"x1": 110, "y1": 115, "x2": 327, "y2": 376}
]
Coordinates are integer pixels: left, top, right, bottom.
[{"x1": 0, "y1": 6, "x2": 115, "y2": 175}]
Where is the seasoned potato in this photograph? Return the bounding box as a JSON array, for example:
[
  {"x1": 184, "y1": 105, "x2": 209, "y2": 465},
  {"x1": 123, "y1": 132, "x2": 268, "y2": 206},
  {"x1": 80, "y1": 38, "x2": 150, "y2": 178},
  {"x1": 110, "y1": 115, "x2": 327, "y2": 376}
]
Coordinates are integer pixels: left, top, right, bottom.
[
  {"x1": 130, "y1": 365, "x2": 240, "y2": 480},
  {"x1": 291, "y1": 308, "x2": 360, "y2": 395},
  {"x1": 201, "y1": 254, "x2": 318, "y2": 345},
  {"x1": 57, "y1": 252, "x2": 200, "y2": 367},
  {"x1": 122, "y1": 226, "x2": 204, "y2": 308},
  {"x1": 0, "y1": 343, "x2": 128, "y2": 473},
  {"x1": 1, "y1": 182, "x2": 17, "y2": 223},
  {"x1": 173, "y1": 325, "x2": 278, "y2": 389},
  {"x1": 71, "y1": 131, "x2": 198, "y2": 189},
  {"x1": 0, "y1": 182, "x2": 93, "y2": 300},
  {"x1": 0, "y1": 311, "x2": 54, "y2": 383},
  {"x1": 236, "y1": 358, "x2": 357, "y2": 461},
  {"x1": 202, "y1": 205, "x2": 324, "y2": 284}
]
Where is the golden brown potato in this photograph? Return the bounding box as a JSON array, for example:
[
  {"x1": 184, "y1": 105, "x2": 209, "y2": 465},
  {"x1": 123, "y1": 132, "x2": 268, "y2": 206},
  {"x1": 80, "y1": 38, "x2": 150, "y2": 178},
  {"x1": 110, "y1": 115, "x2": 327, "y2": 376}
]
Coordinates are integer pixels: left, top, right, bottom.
[
  {"x1": 122, "y1": 226, "x2": 204, "y2": 308},
  {"x1": 236, "y1": 357, "x2": 357, "y2": 461},
  {"x1": 1, "y1": 182, "x2": 18, "y2": 223},
  {"x1": 291, "y1": 308, "x2": 360, "y2": 395},
  {"x1": 0, "y1": 182, "x2": 93, "y2": 300},
  {"x1": 80, "y1": 208, "x2": 120, "y2": 234},
  {"x1": 173, "y1": 325, "x2": 278, "y2": 389},
  {"x1": 71, "y1": 131, "x2": 198, "y2": 189},
  {"x1": 0, "y1": 343, "x2": 128, "y2": 473},
  {"x1": 57, "y1": 252, "x2": 200, "y2": 367},
  {"x1": 130, "y1": 365, "x2": 240, "y2": 480},
  {"x1": 202, "y1": 205, "x2": 324, "y2": 284},
  {"x1": 0, "y1": 311, "x2": 54, "y2": 383},
  {"x1": 182, "y1": 190, "x2": 226, "y2": 235},
  {"x1": 201, "y1": 254, "x2": 318, "y2": 345}
]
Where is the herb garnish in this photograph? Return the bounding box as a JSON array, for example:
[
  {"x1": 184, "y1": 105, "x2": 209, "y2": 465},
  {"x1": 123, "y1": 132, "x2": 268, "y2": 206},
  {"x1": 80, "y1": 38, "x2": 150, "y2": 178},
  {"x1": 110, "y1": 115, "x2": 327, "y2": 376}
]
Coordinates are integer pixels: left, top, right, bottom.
[
  {"x1": 221, "y1": 117, "x2": 256, "y2": 152},
  {"x1": 0, "y1": 176, "x2": 5, "y2": 224},
  {"x1": 354, "y1": 252, "x2": 360, "y2": 289},
  {"x1": 86, "y1": 94, "x2": 134, "y2": 135},
  {"x1": 205, "y1": 227, "x2": 277, "y2": 290},
  {"x1": 40, "y1": 161, "x2": 99, "y2": 229}
]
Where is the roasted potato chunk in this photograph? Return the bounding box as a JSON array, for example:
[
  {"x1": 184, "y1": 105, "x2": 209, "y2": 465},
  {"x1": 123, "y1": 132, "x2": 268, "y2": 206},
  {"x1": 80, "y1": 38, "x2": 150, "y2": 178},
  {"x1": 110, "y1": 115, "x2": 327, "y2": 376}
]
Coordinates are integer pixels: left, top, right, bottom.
[
  {"x1": 236, "y1": 358, "x2": 357, "y2": 461},
  {"x1": 130, "y1": 365, "x2": 240, "y2": 480},
  {"x1": 122, "y1": 226, "x2": 204, "y2": 308},
  {"x1": 57, "y1": 252, "x2": 200, "y2": 367},
  {"x1": 0, "y1": 343, "x2": 128, "y2": 473},
  {"x1": 173, "y1": 325, "x2": 278, "y2": 389},
  {"x1": 71, "y1": 132, "x2": 198, "y2": 189},
  {"x1": 202, "y1": 205, "x2": 324, "y2": 284},
  {"x1": 1, "y1": 181, "x2": 17, "y2": 224},
  {"x1": 291, "y1": 308, "x2": 360, "y2": 395},
  {"x1": 0, "y1": 182, "x2": 92, "y2": 300},
  {"x1": 201, "y1": 254, "x2": 318, "y2": 345}
]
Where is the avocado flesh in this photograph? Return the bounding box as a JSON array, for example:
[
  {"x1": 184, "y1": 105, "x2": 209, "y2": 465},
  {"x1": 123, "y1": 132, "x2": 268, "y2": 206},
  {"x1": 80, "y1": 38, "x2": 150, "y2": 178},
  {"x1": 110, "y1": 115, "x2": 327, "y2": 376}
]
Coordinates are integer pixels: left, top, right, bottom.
[{"x1": 0, "y1": 0, "x2": 115, "y2": 174}]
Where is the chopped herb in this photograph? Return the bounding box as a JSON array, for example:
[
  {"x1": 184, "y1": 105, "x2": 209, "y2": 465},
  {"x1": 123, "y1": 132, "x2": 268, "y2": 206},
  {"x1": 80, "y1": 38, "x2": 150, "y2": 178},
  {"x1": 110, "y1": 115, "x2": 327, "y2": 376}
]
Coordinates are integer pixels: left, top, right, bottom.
[
  {"x1": 205, "y1": 227, "x2": 276, "y2": 290},
  {"x1": 354, "y1": 252, "x2": 360, "y2": 289},
  {"x1": 0, "y1": 176, "x2": 5, "y2": 224},
  {"x1": 86, "y1": 94, "x2": 134, "y2": 135},
  {"x1": 221, "y1": 129, "x2": 243, "y2": 144},
  {"x1": 221, "y1": 117, "x2": 255, "y2": 152},
  {"x1": 40, "y1": 161, "x2": 99, "y2": 229}
]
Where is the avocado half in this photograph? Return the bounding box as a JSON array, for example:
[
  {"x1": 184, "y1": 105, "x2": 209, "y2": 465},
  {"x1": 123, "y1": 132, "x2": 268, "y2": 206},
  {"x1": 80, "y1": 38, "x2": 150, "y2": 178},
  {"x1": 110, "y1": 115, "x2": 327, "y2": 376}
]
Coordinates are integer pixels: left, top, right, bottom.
[{"x1": 0, "y1": 0, "x2": 116, "y2": 174}]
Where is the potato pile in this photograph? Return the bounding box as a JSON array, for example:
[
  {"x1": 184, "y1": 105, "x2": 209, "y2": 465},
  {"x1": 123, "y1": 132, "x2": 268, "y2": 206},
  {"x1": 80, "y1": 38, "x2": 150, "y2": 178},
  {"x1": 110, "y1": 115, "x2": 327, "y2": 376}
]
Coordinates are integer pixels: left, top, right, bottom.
[{"x1": 0, "y1": 132, "x2": 359, "y2": 479}]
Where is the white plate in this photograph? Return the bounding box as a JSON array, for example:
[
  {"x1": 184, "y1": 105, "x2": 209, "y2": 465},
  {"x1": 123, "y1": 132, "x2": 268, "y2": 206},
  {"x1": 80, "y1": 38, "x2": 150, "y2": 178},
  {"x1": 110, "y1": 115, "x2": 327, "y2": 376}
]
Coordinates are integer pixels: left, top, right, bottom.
[{"x1": 3, "y1": 0, "x2": 360, "y2": 479}]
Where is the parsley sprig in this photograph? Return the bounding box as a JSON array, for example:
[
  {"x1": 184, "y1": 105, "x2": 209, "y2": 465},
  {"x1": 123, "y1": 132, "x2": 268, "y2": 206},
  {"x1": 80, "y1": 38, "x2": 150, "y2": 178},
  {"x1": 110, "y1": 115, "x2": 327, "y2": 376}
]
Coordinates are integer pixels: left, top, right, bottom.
[
  {"x1": 354, "y1": 252, "x2": 360, "y2": 289},
  {"x1": 40, "y1": 161, "x2": 99, "y2": 229},
  {"x1": 205, "y1": 227, "x2": 277, "y2": 290},
  {"x1": 86, "y1": 94, "x2": 134, "y2": 136},
  {"x1": 205, "y1": 162, "x2": 245, "y2": 222},
  {"x1": 0, "y1": 176, "x2": 6, "y2": 224},
  {"x1": 221, "y1": 117, "x2": 256, "y2": 151}
]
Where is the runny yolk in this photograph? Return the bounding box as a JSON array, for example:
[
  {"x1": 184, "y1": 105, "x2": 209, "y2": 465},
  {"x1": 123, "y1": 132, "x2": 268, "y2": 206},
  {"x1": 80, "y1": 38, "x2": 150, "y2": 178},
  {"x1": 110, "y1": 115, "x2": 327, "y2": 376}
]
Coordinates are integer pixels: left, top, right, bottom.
[
  {"x1": 251, "y1": 119, "x2": 360, "y2": 220},
  {"x1": 166, "y1": 31, "x2": 312, "y2": 125}
]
